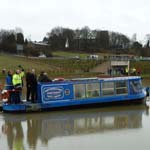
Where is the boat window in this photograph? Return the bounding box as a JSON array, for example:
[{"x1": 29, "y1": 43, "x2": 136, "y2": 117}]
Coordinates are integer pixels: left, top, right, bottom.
[
  {"x1": 86, "y1": 83, "x2": 100, "y2": 98},
  {"x1": 115, "y1": 81, "x2": 128, "y2": 95},
  {"x1": 130, "y1": 80, "x2": 142, "y2": 94},
  {"x1": 102, "y1": 82, "x2": 115, "y2": 96},
  {"x1": 74, "y1": 84, "x2": 86, "y2": 99}
]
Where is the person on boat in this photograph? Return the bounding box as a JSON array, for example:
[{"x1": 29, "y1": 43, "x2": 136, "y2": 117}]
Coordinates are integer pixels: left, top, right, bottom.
[
  {"x1": 6, "y1": 70, "x2": 13, "y2": 90},
  {"x1": 26, "y1": 69, "x2": 37, "y2": 103},
  {"x1": 18, "y1": 65, "x2": 25, "y2": 87},
  {"x1": 12, "y1": 69, "x2": 23, "y2": 104},
  {"x1": 30, "y1": 69, "x2": 37, "y2": 102},
  {"x1": 5, "y1": 70, "x2": 14, "y2": 103},
  {"x1": 26, "y1": 69, "x2": 32, "y2": 102},
  {"x1": 38, "y1": 71, "x2": 52, "y2": 82}
]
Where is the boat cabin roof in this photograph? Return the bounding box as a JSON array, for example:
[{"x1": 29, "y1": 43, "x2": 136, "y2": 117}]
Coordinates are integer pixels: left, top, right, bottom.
[
  {"x1": 38, "y1": 76, "x2": 141, "y2": 85},
  {"x1": 99, "y1": 76, "x2": 141, "y2": 81},
  {"x1": 69, "y1": 76, "x2": 141, "y2": 83}
]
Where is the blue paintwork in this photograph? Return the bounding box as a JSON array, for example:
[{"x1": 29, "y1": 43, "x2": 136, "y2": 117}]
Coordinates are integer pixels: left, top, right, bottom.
[{"x1": 2, "y1": 76, "x2": 147, "y2": 112}]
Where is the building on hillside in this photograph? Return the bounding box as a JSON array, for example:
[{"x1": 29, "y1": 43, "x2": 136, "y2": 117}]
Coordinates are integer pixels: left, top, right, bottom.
[
  {"x1": 16, "y1": 44, "x2": 24, "y2": 55},
  {"x1": 33, "y1": 41, "x2": 49, "y2": 46},
  {"x1": 109, "y1": 54, "x2": 135, "y2": 76}
]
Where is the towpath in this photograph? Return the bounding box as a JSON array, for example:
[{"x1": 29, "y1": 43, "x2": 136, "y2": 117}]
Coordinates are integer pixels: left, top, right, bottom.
[{"x1": 90, "y1": 61, "x2": 110, "y2": 75}]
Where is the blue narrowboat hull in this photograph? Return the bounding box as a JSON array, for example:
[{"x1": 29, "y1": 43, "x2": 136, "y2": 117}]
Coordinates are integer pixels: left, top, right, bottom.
[
  {"x1": 2, "y1": 76, "x2": 148, "y2": 112},
  {"x1": 2, "y1": 93, "x2": 146, "y2": 112}
]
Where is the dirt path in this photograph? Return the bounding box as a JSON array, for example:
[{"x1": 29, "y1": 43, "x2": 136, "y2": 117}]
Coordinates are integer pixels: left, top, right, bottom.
[{"x1": 90, "y1": 61, "x2": 110, "y2": 74}]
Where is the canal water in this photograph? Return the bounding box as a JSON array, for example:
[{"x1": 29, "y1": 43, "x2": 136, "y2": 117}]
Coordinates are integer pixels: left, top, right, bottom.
[{"x1": 0, "y1": 79, "x2": 150, "y2": 150}]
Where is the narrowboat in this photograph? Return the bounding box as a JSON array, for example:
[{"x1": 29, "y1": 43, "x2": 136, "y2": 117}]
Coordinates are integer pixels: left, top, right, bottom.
[{"x1": 1, "y1": 76, "x2": 148, "y2": 112}]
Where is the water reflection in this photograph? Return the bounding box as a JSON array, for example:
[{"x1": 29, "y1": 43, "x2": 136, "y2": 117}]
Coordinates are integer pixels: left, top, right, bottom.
[
  {"x1": 1, "y1": 105, "x2": 149, "y2": 150},
  {"x1": 2, "y1": 119, "x2": 24, "y2": 150}
]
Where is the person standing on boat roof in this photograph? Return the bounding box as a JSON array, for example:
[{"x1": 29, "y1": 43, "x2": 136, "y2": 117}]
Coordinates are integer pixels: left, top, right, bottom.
[{"x1": 12, "y1": 69, "x2": 22, "y2": 104}]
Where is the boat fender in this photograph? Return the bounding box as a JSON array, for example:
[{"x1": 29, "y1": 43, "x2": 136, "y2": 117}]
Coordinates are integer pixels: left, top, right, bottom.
[{"x1": 1, "y1": 90, "x2": 9, "y2": 102}]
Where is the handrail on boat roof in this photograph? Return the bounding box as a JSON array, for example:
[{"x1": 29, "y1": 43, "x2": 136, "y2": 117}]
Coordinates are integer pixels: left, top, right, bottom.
[
  {"x1": 102, "y1": 76, "x2": 141, "y2": 81},
  {"x1": 71, "y1": 77, "x2": 99, "y2": 81}
]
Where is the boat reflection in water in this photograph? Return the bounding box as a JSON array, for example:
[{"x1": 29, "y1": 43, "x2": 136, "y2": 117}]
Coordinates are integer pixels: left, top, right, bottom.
[{"x1": 1, "y1": 105, "x2": 149, "y2": 150}]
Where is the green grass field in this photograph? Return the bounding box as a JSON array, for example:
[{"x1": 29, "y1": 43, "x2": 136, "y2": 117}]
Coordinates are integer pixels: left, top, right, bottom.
[
  {"x1": 0, "y1": 54, "x2": 101, "y2": 79},
  {"x1": 52, "y1": 51, "x2": 110, "y2": 59},
  {"x1": 130, "y1": 60, "x2": 150, "y2": 78},
  {"x1": 1, "y1": 54, "x2": 149, "y2": 80},
  {"x1": 52, "y1": 51, "x2": 89, "y2": 58}
]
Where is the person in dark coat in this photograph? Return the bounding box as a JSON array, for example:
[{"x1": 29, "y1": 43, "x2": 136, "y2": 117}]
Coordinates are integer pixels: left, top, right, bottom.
[
  {"x1": 26, "y1": 69, "x2": 32, "y2": 102},
  {"x1": 30, "y1": 69, "x2": 37, "y2": 103},
  {"x1": 38, "y1": 71, "x2": 52, "y2": 82},
  {"x1": 26, "y1": 69, "x2": 37, "y2": 103}
]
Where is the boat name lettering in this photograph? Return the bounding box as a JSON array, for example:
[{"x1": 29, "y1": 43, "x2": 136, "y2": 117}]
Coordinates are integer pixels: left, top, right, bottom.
[{"x1": 43, "y1": 86, "x2": 64, "y2": 100}]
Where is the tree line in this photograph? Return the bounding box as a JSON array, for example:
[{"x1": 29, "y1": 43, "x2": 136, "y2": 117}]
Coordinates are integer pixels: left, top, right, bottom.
[
  {"x1": 44, "y1": 26, "x2": 143, "y2": 52},
  {"x1": 0, "y1": 29, "x2": 27, "y2": 53},
  {"x1": 0, "y1": 26, "x2": 149, "y2": 56}
]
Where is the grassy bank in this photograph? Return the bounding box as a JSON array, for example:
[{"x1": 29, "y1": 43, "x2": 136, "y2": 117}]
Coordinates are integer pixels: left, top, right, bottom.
[
  {"x1": 130, "y1": 60, "x2": 150, "y2": 78},
  {"x1": 52, "y1": 51, "x2": 89, "y2": 59},
  {"x1": 0, "y1": 54, "x2": 102, "y2": 79},
  {"x1": 1, "y1": 54, "x2": 150, "y2": 80},
  {"x1": 52, "y1": 51, "x2": 112, "y2": 59}
]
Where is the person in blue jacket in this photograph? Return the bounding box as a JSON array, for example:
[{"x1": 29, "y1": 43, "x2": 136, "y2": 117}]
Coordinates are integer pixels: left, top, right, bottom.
[
  {"x1": 5, "y1": 70, "x2": 14, "y2": 103},
  {"x1": 6, "y1": 70, "x2": 13, "y2": 90}
]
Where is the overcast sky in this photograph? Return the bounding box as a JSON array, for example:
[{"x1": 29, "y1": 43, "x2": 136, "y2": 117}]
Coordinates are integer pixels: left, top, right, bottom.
[{"x1": 0, "y1": 0, "x2": 150, "y2": 41}]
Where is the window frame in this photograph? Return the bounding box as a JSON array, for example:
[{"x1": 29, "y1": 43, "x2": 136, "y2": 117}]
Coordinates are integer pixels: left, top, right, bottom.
[
  {"x1": 115, "y1": 80, "x2": 128, "y2": 95},
  {"x1": 101, "y1": 81, "x2": 115, "y2": 96},
  {"x1": 129, "y1": 79, "x2": 143, "y2": 95},
  {"x1": 86, "y1": 82, "x2": 100, "y2": 98},
  {"x1": 74, "y1": 83, "x2": 86, "y2": 99}
]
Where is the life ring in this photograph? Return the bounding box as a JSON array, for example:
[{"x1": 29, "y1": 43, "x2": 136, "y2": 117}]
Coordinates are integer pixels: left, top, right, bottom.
[{"x1": 1, "y1": 90, "x2": 9, "y2": 102}]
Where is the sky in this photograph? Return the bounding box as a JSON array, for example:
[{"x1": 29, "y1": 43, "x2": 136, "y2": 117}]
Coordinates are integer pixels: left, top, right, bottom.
[{"x1": 0, "y1": 0, "x2": 150, "y2": 42}]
